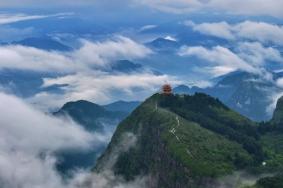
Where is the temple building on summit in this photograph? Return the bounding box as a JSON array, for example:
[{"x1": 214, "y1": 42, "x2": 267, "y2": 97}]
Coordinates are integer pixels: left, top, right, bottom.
[{"x1": 162, "y1": 84, "x2": 172, "y2": 95}]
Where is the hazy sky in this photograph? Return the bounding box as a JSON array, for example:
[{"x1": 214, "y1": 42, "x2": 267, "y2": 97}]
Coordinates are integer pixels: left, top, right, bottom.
[{"x1": 1, "y1": 0, "x2": 283, "y2": 19}]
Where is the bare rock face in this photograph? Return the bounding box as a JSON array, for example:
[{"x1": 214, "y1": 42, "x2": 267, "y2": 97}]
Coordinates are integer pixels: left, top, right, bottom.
[{"x1": 271, "y1": 96, "x2": 283, "y2": 125}]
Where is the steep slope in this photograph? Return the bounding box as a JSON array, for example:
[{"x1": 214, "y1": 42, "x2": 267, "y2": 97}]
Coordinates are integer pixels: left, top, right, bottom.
[
  {"x1": 54, "y1": 100, "x2": 128, "y2": 173},
  {"x1": 258, "y1": 97, "x2": 283, "y2": 173},
  {"x1": 95, "y1": 93, "x2": 263, "y2": 187},
  {"x1": 270, "y1": 96, "x2": 283, "y2": 125}
]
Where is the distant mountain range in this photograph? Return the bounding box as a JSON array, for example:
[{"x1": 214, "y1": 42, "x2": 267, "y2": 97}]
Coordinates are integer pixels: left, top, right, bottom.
[
  {"x1": 0, "y1": 59, "x2": 156, "y2": 100},
  {"x1": 146, "y1": 37, "x2": 179, "y2": 52},
  {"x1": 174, "y1": 71, "x2": 283, "y2": 121},
  {"x1": 95, "y1": 93, "x2": 283, "y2": 188},
  {"x1": 11, "y1": 37, "x2": 72, "y2": 51},
  {"x1": 107, "y1": 60, "x2": 162, "y2": 75},
  {"x1": 0, "y1": 70, "x2": 59, "y2": 98},
  {"x1": 54, "y1": 100, "x2": 127, "y2": 132},
  {"x1": 109, "y1": 60, "x2": 143, "y2": 73},
  {"x1": 145, "y1": 26, "x2": 229, "y2": 52},
  {"x1": 0, "y1": 37, "x2": 72, "y2": 98},
  {"x1": 103, "y1": 100, "x2": 140, "y2": 113}
]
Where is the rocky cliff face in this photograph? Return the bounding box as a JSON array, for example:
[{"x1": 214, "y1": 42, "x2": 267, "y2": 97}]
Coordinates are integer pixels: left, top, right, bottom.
[{"x1": 271, "y1": 96, "x2": 283, "y2": 125}]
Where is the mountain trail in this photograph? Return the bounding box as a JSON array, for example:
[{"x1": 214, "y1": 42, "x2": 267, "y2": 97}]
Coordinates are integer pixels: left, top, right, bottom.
[{"x1": 169, "y1": 115, "x2": 182, "y2": 142}]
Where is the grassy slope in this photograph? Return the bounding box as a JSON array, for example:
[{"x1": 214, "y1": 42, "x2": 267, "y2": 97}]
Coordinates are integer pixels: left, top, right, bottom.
[
  {"x1": 157, "y1": 93, "x2": 263, "y2": 163},
  {"x1": 158, "y1": 108, "x2": 252, "y2": 177}
]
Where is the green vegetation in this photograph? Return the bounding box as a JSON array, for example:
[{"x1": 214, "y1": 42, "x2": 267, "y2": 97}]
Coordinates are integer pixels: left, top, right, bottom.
[
  {"x1": 55, "y1": 100, "x2": 126, "y2": 132},
  {"x1": 260, "y1": 133, "x2": 283, "y2": 172},
  {"x1": 246, "y1": 174, "x2": 283, "y2": 188},
  {"x1": 95, "y1": 93, "x2": 283, "y2": 187},
  {"x1": 257, "y1": 96, "x2": 283, "y2": 173},
  {"x1": 54, "y1": 100, "x2": 127, "y2": 174},
  {"x1": 160, "y1": 110, "x2": 252, "y2": 177},
  {"x1": 158, "y1": 93, "x2": 263, "y2": 163}
]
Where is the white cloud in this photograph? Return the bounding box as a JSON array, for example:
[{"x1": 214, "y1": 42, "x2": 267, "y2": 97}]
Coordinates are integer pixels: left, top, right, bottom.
[
  {"x1": 236, "y1": 42, "x2": 283, "y2": 66},
  {"x1": 0, "y1": 92, "x2": 96, "y2": 152},
  {"x1": 193, "y1": 66, "x2": 236, "y2": 77},
  {"x1": 135, "y1": 0, "x2": 283, "y2": 18},
  {"x1": 68, "y1": 170, "x2": 149, "y2": 188},
  {"x1": 276, "y1": 78, "x2": 283, "y2": 88},
  {"x1": 187, "y1": 21, "x2": 283, "y2": 46},
  {"x1": 234, "y1": 21, "x2": 283, "y2": 45},
  {"x1": 0, "y1": 1, "x2": 96, "y2": 8},
  {"x1": 69, "y1": 132, "x2": 148, "y2": 188},
  {"x1": 207, "y1": 0, "x2": 283, "y2": 18},
  {"x1": 72, "y1": 37, "x2": 152, "y2": 68},
  {"x1": 0, "y1": 36, "x2": 152, "y2": 72},
  {"x1": 186, "y1": 21, "x2": 235, "y2": 40},
  {"x1": 139, "y1": 25, "x2": 157, "y2": 32},
  {"x1": 0, "y1": 45, "x2": 76, "y2": 72},
  {"x1": 0, "y1": 13, "x2": 73, "y2": 25},
  {"x1": 179, "y1": 45, "x2": 258, "y2": 76},
  {"x1": 0, "y1": 35, "x2": 167, "y2": 110},
  {"x1": 0, "y1": 92, "x2": 100, "y2": 188},
  {"x1": 0, "y1": 36, "x2": 160, "y2": 110},
  {"x1": 29, "y1": 71, "x2": 180, "y2": 109},
  {"x1": 179, "y1": 42, "x2": 283, "y2": 78},
  {"x1": 0, "y1": 92, "x2": 149, "y2": 188},
  {"x1": 164, "y1": 35, "x2": 177, "y2": 42},
  {"x1": 0, "y1": 26, "x2": 34, "y2": 42},
  {"x1": 1, "y1": 0, "x2": 283, "y2": 19},
  {"x1": 135, "y1": 0, "x2": 203, "y2": 14}
]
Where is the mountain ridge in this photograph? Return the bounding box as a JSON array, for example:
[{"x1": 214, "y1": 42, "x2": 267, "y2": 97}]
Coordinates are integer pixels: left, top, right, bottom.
[
  {"x1": 54, "y1": 99, "x2": 132, "y2": 173},
  {"x1": 95, "y1": 93, "x2": 275, "y2": 187},
  {"x1": 174, "y1": 71, "x2": 283, "y2": 121},
  {"x1": 54, "y1": 100, "x2": 126, "y2": 132},
  {"x1": 11, "y1": 37, "x2": 72, "y2": 51}
]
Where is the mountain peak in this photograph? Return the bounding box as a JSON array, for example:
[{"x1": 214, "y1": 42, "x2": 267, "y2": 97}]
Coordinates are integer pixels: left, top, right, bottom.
[
  {"x1": 95, "y1": 92, "x2": 262, "y2": 187},
  {"x1": 55, "y1": 100, "x2": 126, "y2": 132},
  {"x1": 61, "y1": 100, "x2": 104, "y2": 111}
]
